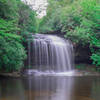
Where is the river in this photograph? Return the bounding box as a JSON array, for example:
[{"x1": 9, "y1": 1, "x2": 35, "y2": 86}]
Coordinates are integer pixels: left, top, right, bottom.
[{"x1": 0, "y1": 76, "x2": 100, "y2": 100}]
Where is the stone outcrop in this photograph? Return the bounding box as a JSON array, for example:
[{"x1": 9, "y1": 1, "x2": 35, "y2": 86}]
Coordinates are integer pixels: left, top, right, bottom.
[{"x1": 74, "y1": 43, "x2": 92, "y2": 64}]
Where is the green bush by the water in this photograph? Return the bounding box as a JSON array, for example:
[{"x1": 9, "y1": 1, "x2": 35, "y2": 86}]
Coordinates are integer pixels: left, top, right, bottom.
[
  {"x1": 0, "y1": 0, "x2": 37, "y2": 72},
  {"x1": 0, "y1": 34, "x2": 26, "y2": 72}
]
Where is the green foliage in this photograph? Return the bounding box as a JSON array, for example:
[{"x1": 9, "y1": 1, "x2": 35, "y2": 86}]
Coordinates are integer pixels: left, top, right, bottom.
[
  {"x1": 91, "y1": 53, "x2": 100, "y2": 66},
  {"x1": 90, "y1": 34, "x2": 100, "y2": 67},
  {"x1": 0, "y1": 0, "x2": 18, "y2": 20},
  {"x1": 0, "y1": 0, "x2": 38, "y2": 72},
  {"x1": 38, "y1": 0, "x2": 76, "y2": 33},
  {"x1": 0, "y1": 19, "x2": 19, "y2": 34},
  {"x1": 0, "y1": 0, "x2": 37, "y2": 35},
  {"x1": 0, "y1": 35, "x2": 26, "y2": 72},
  {"x1": 39, "y1": 0, "x2": 100, "y2": 70},
  {"x1": 17, "y1": 1, "x2": 37, "y2": 34},
  {"x1": 0, "y1": 18, "x2": 26, "y2": 72}
]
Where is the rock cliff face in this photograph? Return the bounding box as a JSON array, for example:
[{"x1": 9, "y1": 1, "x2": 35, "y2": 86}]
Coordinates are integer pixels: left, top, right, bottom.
[{"x1": 74, "y1": 44, "x2": 92, "y2": 64}]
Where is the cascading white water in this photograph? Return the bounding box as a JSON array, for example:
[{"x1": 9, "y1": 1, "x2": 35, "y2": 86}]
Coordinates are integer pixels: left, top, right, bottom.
[{"x1": 27, "y1": 34, "x2": 74, "y2": 75}]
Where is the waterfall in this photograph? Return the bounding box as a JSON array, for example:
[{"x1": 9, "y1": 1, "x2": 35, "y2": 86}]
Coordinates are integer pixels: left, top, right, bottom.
[{"x1": 27, "y1": 34, "x2": 74, "y2": 75}]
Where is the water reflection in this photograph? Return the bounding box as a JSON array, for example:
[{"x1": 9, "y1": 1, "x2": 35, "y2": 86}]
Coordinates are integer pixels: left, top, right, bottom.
[
  {"x1": 0, "y1": 76, "x2": 100, "y2": 100},
  {"x1": 24, "y1": 76, "x2": 74, "y2": 100},
  {"x1": 91, "y1": 78, "x2": 100, "y2": 100},
  {"x1": 0, "y1": 77, "x2": 26, "y2": 100}
]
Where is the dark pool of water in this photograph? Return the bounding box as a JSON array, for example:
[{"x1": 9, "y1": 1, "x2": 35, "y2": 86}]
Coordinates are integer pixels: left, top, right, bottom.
[{"x1": 0, "y1": 76, "x2": 100, "y2": 100}]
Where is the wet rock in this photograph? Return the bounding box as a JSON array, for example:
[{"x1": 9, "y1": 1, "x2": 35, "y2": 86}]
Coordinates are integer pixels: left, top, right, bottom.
[{"x1": 74, "y1": 44, "x2": 92, "y2": 64}]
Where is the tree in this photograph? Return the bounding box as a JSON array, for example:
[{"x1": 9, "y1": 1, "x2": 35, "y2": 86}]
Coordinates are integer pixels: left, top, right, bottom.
[
  {"x1": 17, "y1": 1, "x2": 37, "y2": 34},
  {"x1": 0, "y1": 0, "x2": 38, "y2": 72}
]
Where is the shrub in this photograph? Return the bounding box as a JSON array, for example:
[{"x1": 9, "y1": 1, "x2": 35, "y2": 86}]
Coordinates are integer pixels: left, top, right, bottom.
[{"x1": 0, "y1": 35, "x2": 26, "y2": 72}]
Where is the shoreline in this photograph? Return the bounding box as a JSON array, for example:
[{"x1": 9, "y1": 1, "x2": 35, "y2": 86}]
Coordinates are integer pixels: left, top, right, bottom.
[{"x1": 0, "y1": 70, "x2": 100, "y2": 78}]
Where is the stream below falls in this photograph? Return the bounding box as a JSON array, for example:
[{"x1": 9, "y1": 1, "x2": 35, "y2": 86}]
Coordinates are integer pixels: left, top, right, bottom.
[{"x1": 0, "y1": 76, "x2": 100, "y2": 100}]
